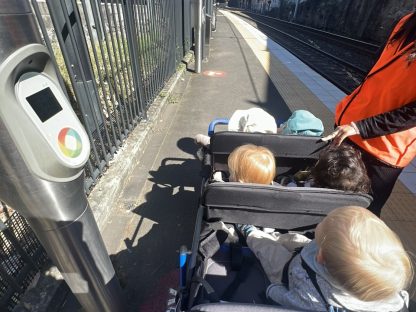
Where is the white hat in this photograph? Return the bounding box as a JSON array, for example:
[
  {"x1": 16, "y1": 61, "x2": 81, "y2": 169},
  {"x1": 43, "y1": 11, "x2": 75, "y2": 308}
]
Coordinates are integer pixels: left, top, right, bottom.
[{"x1": 228, "y1": 108, "x2": 277, "y2": 133}]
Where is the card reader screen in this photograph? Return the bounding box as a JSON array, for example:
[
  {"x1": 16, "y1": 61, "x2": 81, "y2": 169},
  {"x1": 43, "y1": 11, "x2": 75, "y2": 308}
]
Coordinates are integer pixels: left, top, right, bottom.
[{"x1": 26, "y1": 87, "x2": 63, "y2": 122}]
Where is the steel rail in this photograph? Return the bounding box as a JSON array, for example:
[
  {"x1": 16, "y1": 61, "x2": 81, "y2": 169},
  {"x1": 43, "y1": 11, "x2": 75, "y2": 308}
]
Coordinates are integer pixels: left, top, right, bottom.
[{"x1": 230, "y1": 10, "x2": 369, "y2": 93}]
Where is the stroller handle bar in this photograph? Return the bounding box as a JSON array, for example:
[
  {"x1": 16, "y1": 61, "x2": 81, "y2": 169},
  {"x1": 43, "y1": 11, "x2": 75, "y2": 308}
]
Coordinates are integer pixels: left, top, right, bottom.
[{"x1": 208, "y1": 118, "x2": 229, "y2": 136}]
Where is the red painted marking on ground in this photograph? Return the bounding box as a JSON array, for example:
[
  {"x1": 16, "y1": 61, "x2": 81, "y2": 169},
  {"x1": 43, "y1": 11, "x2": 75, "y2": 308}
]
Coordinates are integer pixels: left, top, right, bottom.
[
  {"x1": 202, "y1": 70, "x2": 226, "y2": 77},
  {"x1": 138, "y1": 269, "x2": 179, "y2": 311}
]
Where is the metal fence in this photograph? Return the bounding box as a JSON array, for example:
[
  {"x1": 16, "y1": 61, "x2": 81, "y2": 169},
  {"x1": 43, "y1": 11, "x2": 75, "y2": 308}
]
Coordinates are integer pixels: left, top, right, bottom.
[
  {"x1": 0, "y1": 210, "x2": 48, "y2": 311},
  {"x1": 30, "y1": 0, "x2": 195, "y2": 191}
]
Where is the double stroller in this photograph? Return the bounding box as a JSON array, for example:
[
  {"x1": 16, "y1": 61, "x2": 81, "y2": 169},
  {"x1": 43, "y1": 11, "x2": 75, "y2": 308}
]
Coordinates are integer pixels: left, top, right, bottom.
[{"x1": 175, "y1": 120, "x2": 373, "y2": 311}]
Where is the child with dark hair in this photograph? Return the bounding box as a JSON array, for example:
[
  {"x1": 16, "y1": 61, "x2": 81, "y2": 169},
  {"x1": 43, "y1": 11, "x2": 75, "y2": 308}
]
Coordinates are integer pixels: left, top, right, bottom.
[{"x1": 310, "y1": 143, "x2": 371, "y2": 193}]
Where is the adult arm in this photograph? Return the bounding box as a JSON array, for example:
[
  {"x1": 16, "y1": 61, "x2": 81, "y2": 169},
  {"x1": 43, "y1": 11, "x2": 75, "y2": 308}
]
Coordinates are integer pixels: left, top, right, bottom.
[
  {"x1": 356, "y1": 100, "x2": 416, "y2": 139},
  {"x1": 322, "y1": 100, "x2": 416, "y2": 145}
]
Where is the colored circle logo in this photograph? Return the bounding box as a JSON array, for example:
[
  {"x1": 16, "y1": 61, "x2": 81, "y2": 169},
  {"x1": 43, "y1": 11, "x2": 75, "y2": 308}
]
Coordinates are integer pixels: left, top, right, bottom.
[{"x1": 58, "y1": 128, "x2": 82, "y2": 158}]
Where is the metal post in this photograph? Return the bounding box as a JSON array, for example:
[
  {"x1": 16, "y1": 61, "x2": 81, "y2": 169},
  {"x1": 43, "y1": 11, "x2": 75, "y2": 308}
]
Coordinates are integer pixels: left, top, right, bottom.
[
  {"x1": 183, "y1": 0, "x2": 192, "y2": 53},
  {"x1": 204, "y1": 0, "x2": 212, "y2": 60},
  {"x1": 194, "y1": 0, "x2": 203, "y2": 73}
]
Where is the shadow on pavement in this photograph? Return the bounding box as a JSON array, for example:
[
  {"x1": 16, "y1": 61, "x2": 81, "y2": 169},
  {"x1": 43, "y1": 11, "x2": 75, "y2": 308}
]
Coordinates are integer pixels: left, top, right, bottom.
[{"x1": 111, "y1": 137, "x2": 201, "y2": 311}]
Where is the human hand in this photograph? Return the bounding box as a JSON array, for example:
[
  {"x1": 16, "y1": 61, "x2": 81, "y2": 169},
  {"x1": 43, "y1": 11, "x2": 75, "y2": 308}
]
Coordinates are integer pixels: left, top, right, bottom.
[{"x1": 321, "y1": 123, "x2": 359, "y2": 146}]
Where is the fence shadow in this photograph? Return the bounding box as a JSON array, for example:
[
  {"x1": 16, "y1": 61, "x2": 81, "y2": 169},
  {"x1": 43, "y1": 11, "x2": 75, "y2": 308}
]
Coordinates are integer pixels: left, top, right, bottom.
[{"x1": 111, "y1": 137, "x2": 202, "y2": 311}]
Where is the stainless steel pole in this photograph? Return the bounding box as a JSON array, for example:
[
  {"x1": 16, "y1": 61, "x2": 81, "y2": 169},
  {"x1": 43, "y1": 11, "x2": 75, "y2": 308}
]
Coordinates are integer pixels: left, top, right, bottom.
[
  {"x1": 195, "y1": 0, "x2": 203, "y2": 73},
  {"x1": 204, "y1": 0, "x2": 212, "y2": 60}
]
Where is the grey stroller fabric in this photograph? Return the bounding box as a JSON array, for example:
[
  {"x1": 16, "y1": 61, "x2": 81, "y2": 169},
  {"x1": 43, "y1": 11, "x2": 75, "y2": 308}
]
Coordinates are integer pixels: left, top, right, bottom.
[
  {"x1": 203, "y1": 182, "x2": 372, "y2": 229},
  {"x1": 202, "y1": 247, "x2": 269, "y2": 304},
  {"x1": 191, "y1": 303, "x2": 307, "y2": 311}
]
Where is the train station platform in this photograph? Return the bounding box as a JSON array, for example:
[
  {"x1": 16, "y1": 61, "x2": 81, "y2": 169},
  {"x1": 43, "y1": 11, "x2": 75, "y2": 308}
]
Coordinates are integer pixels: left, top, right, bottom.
[{"x1": 58, "y1": 9, "x2": 416, "y2": 312}]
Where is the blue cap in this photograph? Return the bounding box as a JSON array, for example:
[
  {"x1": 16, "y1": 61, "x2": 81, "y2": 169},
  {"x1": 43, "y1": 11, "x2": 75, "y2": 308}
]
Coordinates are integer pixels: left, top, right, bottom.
[{"x1": 281, "y1": 110, "x2": 324, "y2": 136}]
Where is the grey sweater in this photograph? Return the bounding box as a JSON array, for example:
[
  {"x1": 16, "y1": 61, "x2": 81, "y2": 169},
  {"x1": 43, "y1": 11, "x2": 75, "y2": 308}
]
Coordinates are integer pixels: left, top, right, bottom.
[{"x1": 266, "y1": 241, "x2": 408, "y2": 311}]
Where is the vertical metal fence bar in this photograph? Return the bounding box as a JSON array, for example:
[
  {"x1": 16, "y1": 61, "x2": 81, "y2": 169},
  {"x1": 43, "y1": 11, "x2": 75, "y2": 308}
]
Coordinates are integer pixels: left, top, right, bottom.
[
  {"x1": 162, "y1": 0, "x2": 171, "y2": 80},
  {"x1": 166, "y1": 1, "x2": 178, "y2": 77},
  {"x1": 142, "y1": 0, "x2": 159, "y2": 105},
  {"x1": 57, "y1": 0, "x2": 108, "y2": 169},
  {"x1": 103, "y1": 0, "x2": 132, "y2": 130},
  {"x1": 118, "y1": 1, "x2": 140, "y2": 120},
  {"x1": 114, "y1": 1, "x2": 138, "y2": 119},
  {"x1": 182, "y1": 0, "x2": 192, "y2": 53},
  {"x1": 131, "y1": 0, "x2": 150, "y2": 108},
  {"x1": 79, "y1": 0, "x2": 119, "y2": 154},
  {"x1": 139, "y1": 1, "x2": 157, "y2": 104},
  {"x1": 71, "y1": 0, "x2": 115, "y2": 161},
  {"x1": 124, "y1": 0, "x2": 147, "y2": 118},
  {"x1": 109, "y1": 0, "x2": 134, "y2": 126},
  {"x1": 90, "y1": 0, "x2": 125, "y2": 141},
  {"x1": 180, "y1": 0, "x2": 185, "y2": 60},
  {"x1": 174, "y1": 0, "x2": 183, "y2": 65},
  {"x1": 156, "y1": 0, "x2": 167, "y2": 92},
  {"x1": 158, "y1": 0, "x2": 169, "y2": 86},
  {"x1": 166, "y1": 0, "x2": 176, "y2": 78},
  {"x1": 99, "y1": 1, "x2": 129, "y2": 134},
  {"x1": 153, "y1": 0, "x2": 167, "y2": 96},
  {"x1": 165, "y1": 0, "x2": 176, "y2": 78},
  {"x1": 162, "y1": 0, "x2": 172, "y2": 83},
  {"x1": 146, "y1": 0, "x2": 161, "y2": 104}
]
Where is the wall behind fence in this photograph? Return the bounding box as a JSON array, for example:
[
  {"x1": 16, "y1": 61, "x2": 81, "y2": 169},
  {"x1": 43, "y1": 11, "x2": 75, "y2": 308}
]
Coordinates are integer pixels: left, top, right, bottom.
[{"x1": 31, "y1": 0, "x2": 193, "y2": 191}]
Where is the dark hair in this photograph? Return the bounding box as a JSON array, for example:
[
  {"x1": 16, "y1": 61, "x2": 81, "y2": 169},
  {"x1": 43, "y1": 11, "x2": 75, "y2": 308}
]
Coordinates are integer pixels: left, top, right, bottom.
[
  {"x1": 311, "y1": 144, "x2": 371, "y2": 193},
  {"x1": 390, "y1": 12, "x2": 416, "y2": 43}
]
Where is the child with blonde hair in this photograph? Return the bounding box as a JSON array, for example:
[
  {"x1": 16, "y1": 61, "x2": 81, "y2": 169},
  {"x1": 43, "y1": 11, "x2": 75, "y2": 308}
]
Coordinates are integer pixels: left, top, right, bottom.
[
  {"x1": 238, "y1": 206, "x2": 413, "y2": 311},
  {"x1": 227, "y1": 144, "x2": 276, "y2": 184}
]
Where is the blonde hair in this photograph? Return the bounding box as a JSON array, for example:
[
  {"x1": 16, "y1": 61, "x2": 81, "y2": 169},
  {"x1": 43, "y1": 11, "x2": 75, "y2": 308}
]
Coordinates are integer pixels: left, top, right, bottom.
[
  {"x1": 315, "y1": 206, "x2": 413, "y2": 301},
  {"x1": 228, "y1": 144, "x2": 276, "y2": 185}
]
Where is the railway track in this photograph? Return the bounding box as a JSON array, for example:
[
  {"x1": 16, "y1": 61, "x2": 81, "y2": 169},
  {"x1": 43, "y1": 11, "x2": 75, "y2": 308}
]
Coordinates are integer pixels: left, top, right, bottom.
[{"x1": 230, "y1": 10, "x2": 381, "y2": 93}]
